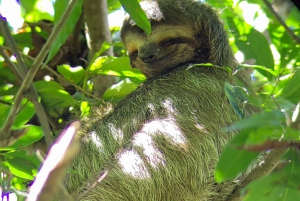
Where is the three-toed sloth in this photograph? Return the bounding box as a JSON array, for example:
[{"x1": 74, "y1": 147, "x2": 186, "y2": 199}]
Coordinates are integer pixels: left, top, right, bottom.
[{"x1": 66, "y1": 0, "x2": 256, "y2": 200}]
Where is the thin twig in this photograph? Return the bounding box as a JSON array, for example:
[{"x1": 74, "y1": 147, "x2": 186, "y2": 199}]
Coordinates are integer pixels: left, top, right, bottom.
[
  {"x1": 23, "y1": 51, "x2": 104, "y2": 103},
  {"x1": 0, "y1": 15, "x2": 27, "y2": 76},
  {"x1": 0, "y1": 17, "x2": 53, "y2": 148},
  {"x1": 0, "y1": 0, "x2": 79, "y2": 146},
  {"x1": 0, "y1": 47, "x2": 54, "y2": 147},
  {"x1": 262, "y1": 0, "x2": 300, "y2": 44},
  {"x1": 2, "y1": 46, "x2": 105, "y2": 103},
  {"x1": 0, "y1": 46, "x2": 23, "y2": 82}
]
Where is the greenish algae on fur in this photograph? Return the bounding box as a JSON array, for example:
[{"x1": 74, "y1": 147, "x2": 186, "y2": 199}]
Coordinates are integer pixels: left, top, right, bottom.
[{"x1": 65, "y1": 66, "x2": 256, "y2": 201}]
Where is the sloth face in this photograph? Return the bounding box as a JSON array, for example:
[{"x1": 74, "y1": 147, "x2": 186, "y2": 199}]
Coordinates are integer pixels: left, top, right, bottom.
[
  {"x1": 121, "y1": 0, "x2": 235, "y2": 79},
  {"x1": 122, "y1": 24, "x2": 206, "y2": 78}
]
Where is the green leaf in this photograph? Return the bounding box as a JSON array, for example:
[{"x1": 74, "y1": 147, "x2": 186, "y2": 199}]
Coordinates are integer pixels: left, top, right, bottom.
[
  {"x1": 23, "y1": 0, "x2": 54, "y2": 22},
  {"x1": 0, "y1": 66, "x2": 17, "y2": 84},
  {"x1": 46, "y1": 0, "x2": 83, "y2": 62},
  {"x1": 11, "y1": 177, "x2": 28, "y2": 192},
  {"x1": 286, "y1": 7, "x2": 300, "y2": 28},
  {"x1": 4, "y1": 150, "x2": 41, "y2": 180},
  {"x1": 80, "y1": 101, "x2": 91, "y2": 117},
  {"x1": 34, "y1": 81, "x2": 75, "y2": 109},
  {"x1": 215, "y1": 130, "x2": 260, "y2": 182},
  {"x1": 102, "y1": 78, "x2": 139, "y2": 102},
  {"x1": 242, "y1": 173, "x2": 300, "y2": 201},
  {"x1": 237, "y1": 64, "x2": 276, "y2": 76},
  {"x1": 224, "y1": 82, "x2": 249, "y2": 119},
  {"x1": 226, "y1": 110, "x2": 286, "y2": 132},
  {"x1": 108, "y1": 0, "x2": 121, "y2": 13},
  {"x1": 284, "y1": 127, "x2": 300, "y2": 141},
  {"x1": 227, "y1": 17, "x2": 274, "y2": 79},
  {"x1": 278, "y1": 32, "x2": 300, "y2": 68},
  {"x1": 119, "y1": 0, "x2": 151, "y2": 35},
  {"x1": 282, "y1": 70, "x2": 300, "y2": 105},
  {"x1": 57, "y1": 65, "x2": 85, "y2": 84},
  {"x1": 282, "y1": 149, "x2": 300, "y2": 174},
  {"x1": 1, "y1": 125, "x2": 44, "y2": 150},
  {"x1": 4, "y1": 160, "x2": 34, "y2": 180},
  {"x1": 245, "y1": 126, "x2": 284, "y2": 145},
  {"x1": 89, "y1": 56, "x2": 146, "y2": 80},
  {"x1": 20, "y1": 0, "x2": 37, "y2": 13},
  {"x1": 0, "y1": 98, "x2": 35, "y2": 129},
  {"x1": 87, "y1": 42, "x2": 113, "y2": 72},
  {"x1": 187, "y1": 63, "x2": 232, "y2": 74}
]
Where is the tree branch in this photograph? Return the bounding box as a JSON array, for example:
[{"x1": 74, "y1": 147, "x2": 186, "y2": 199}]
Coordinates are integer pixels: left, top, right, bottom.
[
  {"x1": 0, "y1": 18, "x2": 52, "y2": 148},
  {"x1": 0, "y1": 0, "x2": 79, "y2": 147},
  {"x1": 0, "y1": 46, "x2": 23, "y2": 83},
  {"x1": 228, "y1": 102, "x2": 300, "y2": 200},
  {"x1": 17, "y1": 47, "x2": 104, "y2": 103},
  {"x1": 84, "y1": 0, "x2": 116, "y2": 98},
  {"x1": 262, "y1": 0, "x2": 300, "y2": 44},
  {"x1": 228, "y1": 147, "x2": 287, "y2": 200}
]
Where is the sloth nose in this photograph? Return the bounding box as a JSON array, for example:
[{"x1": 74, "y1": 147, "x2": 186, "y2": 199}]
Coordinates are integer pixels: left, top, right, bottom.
[
  {"x1": 139, "y1": 43, "x2": 160, "y2": 63},
  {"x1": 139, "y1": 53, "x2": 158, "y2": 63}
]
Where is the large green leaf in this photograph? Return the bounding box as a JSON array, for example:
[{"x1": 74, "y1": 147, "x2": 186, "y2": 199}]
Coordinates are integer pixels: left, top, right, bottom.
[
  {"x1": 242, "y1": 149, "x2": 300, "y2": 201},
  {"x1": 242, "y1": 173, "x2": 300, "y2": 201},
  {"x1": 0, "y1": 64, "x2": 17, "y2": 84},
  {"x1": 4, "y1": 150, "x2": 41, "y2": 180},
  {"x1": 34, "y1": 80, "x2": 75, "y2": 109},
  {"x1": 20, "y1": 0, "x2": 38, "y2": 13},
  {"x1": 119, "y1": 0, "x2": 151, "y2": 35},
  {"x1": 215, "y1": 130, "x2": 260, "y2": 182},
  {"x1": 0, "y1": 99, "x2": 35, "y2": 129},
  {"x1": 102, "y1": 78, "x2": 139, "y2": 102},
  {"x1": 23, "y1": 0, "x2": 54, "y2": 22},
  {"x1": 282, "y1": 70, "x2": 300, "y2": 105},
  {"x1": 89, "y1": 56, "x2": 146, "y2": 80},
  {"x1": 1, "y1": 125, "x2": 44, "y2": 150},
  {"x1": 216, "y1": 110, "x2": 286, "y2": 182},
  {"x1": 226, "y1": 110, "x2": 286, "y2": 132},
  {"x1": 46, "y1": 0, "x2": 83, "y2": 62},
  {"x1": 227, "y1": 17, "x2": 274, "y2": 79},
  {"x1": 108, "y1": 0, "x2": 122, "y2": 13},
  {"x1": 57, "y1": 65, "x2": 85, "y2": 84}
]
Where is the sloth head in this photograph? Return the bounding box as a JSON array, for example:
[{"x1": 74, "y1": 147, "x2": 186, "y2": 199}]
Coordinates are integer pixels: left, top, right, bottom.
[{"x1": 121, "y1": 0, "x2": 238, "y2": 79}]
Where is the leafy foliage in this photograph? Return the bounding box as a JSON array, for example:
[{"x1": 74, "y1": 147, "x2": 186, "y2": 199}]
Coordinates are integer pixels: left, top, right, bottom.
[{"x1": 0, "y1": 0, "x2": 299, "y2": 200}]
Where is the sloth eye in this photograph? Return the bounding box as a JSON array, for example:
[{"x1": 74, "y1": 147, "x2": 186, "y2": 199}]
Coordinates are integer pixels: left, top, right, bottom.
[
  {"x1": 159, "y1": 38, "x2": 180, "y2": 47},
  {"x1": 130, "y1": 50, "x2": 138, "y2": 58}
]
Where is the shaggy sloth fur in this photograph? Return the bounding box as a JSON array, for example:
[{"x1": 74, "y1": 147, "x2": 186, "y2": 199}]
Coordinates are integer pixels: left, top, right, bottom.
[
  {"x1": 66, "y1": 67, "x2": 256, "y2": 201},
  {"x1": 65, "y1": 0, "x2": 256, "y2": 200}
]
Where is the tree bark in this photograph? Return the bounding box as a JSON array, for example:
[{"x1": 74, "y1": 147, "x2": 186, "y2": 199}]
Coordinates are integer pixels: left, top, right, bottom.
[{"x1": 84, "y1": 0, "x2": 116, "y2": 97}]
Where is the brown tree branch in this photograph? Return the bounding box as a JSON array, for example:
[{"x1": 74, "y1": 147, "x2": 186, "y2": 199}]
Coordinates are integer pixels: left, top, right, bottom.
[
  {"x1": 262, "y1": 0, "x2": 300, "y2": 44},
  {"x1": 228, "y1": 147, "x2": 288, "y2": 201},
  {"x1": 84, "y1": 0, "x2": 116, "y2": 98},
  {"x1": 228, "y1": 102, "x2": 300, "y2": 200}
]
